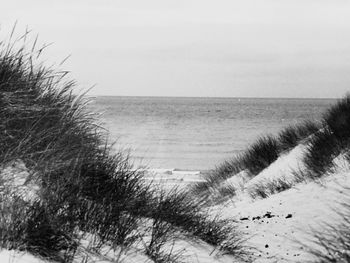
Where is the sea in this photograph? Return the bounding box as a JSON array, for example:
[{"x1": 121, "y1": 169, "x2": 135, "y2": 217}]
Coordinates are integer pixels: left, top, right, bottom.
[{"x1": 88, "y1": 96, "x2": 335, "y2": 172}]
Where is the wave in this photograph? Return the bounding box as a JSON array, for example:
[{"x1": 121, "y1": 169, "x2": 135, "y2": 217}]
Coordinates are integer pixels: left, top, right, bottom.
[{"x1": 141, "y1": 168, "x2": 206, "y2": 183}]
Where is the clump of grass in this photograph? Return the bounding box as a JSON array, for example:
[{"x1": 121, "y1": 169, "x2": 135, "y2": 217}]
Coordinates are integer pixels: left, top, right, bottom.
[
  {"x1": 304, "y1": 187, "x2": 350, "y2": 262},
  {"x1": 190, "y1": 164, "x2": 239, "y2": 203},
  {"x1": 0, "y1": 29, "x2": 245, "y2": 261},
  {"x1": 192, "y1": 136, "x2": 278, "y2": 192},
  {"x1": 214, "y1": 158, "x2": 244, "y2": 182},
  {"x1": 324, "y1": 95, "x2": 350, "y2": 141},
  {"x1": 0, "y1": 30, "x2": 158, "y2": 261},
  {"x1": 192, "y1": 135, "x2": 280, "y2": 200},
  {"x1": 247, "y1": 168, "x2": 308, "y2": 200},
  {"x1": 145, "y1": 188, "x2": 229, "y2": 247},
  {"x1": 193, "y1": 120, "x2": 320, "y2": 201},
  {"x1": 278, "y1": 121, "x2": 320, "y2": 152},
  {"x1": 140, "y1": 187, "x2": 248, "y2": 260},
  {"x1": 303, "y1": 95, "x2": 350, "y2": 178},
  {"x1": 237, "y1": 121, "x2": 319, "y2": 178},
  {"x1": 248, "y1": 184, "x2": 269, "y2": 199},
  {"x1": 309, "y1": 226, "x2": 350, "y2": 263},
  {"x1": 240, "y1": 135, "x2": 280, "y2": 176},
  {"x1": 143, "y1": 191, "x2": 183, "y2": 263},
  {"x1": 216, "y1": 183, "x2": 237, "y2": 201},
  {"x1": 248, "y1": 178, "x2": 293, "y2": 199},
  {"x1": 303, "y1": 128, "x2": 341, "y2": 178},
  {"x1": 145, "y1": 220, "x2": 177, "y2": 263},
  {"x1": 215, "y1": 135, "x2": 281, "y2": 179},
  {"x1": 0, "y1": 191, "x2": 79, "y2": 262},
  {"x1": 218, "y1": 235, "x2": 251, "y2": 262}
]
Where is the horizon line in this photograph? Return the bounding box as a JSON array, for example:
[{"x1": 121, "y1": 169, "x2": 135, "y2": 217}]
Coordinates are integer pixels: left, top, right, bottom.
[{"x1": 87, "y1": 94, "x2": 339, "y2": 100}]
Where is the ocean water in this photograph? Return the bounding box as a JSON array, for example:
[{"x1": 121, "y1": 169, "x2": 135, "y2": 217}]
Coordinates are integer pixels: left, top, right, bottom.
[{"x1": 88, "y1": 96, "x2": 334, "y2": 171}]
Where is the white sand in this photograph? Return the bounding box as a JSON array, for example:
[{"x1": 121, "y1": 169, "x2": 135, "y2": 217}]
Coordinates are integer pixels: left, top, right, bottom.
[
  {"x1": 203, "y1": 141, "x2": 350, "y2": 262},
  {"x1": 0, "y1": 250, "x2": 46, "y2": 263},
  {"x1": 211, "y1": 171, "x2": 350, "y2": 262}
]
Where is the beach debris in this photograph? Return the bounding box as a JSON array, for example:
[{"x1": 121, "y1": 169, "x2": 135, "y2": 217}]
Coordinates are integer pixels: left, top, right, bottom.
[
  {"x1": 263, "y1": 211, "x2": 275, "y2": 218},
  {"x1": 285, "y1": 214, "x2": 293, "y2": 219}
]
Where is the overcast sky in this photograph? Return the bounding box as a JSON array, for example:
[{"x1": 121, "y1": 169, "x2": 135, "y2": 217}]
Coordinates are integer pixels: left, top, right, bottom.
[{"x1": 1, "y1": 0, "x2": 350, "y2": 98}]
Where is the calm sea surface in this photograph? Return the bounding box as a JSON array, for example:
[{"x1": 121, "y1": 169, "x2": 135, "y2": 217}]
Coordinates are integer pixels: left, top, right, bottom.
[{"x1": 88, "y1": 96, "x2": 335, "y2": 171}]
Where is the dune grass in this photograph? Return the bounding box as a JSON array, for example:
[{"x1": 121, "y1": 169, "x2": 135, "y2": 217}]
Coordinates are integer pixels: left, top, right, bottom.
[
  {"x1": 248, "y1": 177, "x2": 294, "y2": 199},
  {"x1": 303, "y1": 128, "x2": 340, "y2": 178},
  {"x1": 235, "y1": 96, "x2": 350, "y2": 200},
  {"x1": 277, "y1": 121, "x2": 320, "y2": 152},
  {"x1": 240, "y1": 135, "x2": 280, "y2": 175},
  {"x1": 244, "y1": 96, "x2": 350, "y2": 199},
  {"x1": 303, "y1": 95, "x2": 350, "y2": 178},
  {"x1": 192, "y1": 121, "x2": 319, "y2": 201},
  {"x1": 304, "y1": 187, "x2": 350, "y2": 262},
  {"x1": 324, "y1": 95, "x2": 350, "y2": 141},
  {"x1": 246, "y1": 97, "x2": 350, "y2": 199},
  {"x1": 190, "y1": 160, "x2": 241, "y2": 202},
  {"x1": 216, "y1": 135, "x2": 280, "y2": 179},
  {"x1": 191, "y1": 136, "x2": 280, "y2": 200},
  {"x1": 0, "y1": 32, "x2": 245, "y2": 262}
]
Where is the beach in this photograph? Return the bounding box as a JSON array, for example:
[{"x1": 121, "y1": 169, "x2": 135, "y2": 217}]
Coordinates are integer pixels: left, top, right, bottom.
[{"x1": 1, "y1": 5, "x2": 350, "y2": 260}]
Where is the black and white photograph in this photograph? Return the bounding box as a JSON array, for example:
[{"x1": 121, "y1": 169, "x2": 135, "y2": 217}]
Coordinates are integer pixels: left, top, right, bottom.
[{"x1": 1, "y1": 1, "x2": 350, "y2": 262}]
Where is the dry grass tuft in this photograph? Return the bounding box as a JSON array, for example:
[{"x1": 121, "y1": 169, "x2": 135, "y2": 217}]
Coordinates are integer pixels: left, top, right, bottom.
[{"x1": 0, "y1": 28, "x2": 245, "y2": 262}]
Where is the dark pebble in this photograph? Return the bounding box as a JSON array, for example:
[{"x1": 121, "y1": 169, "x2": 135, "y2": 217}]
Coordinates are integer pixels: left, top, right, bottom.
[{"x1": 263, "y1": 212, "x2": 275, "y2": 218}]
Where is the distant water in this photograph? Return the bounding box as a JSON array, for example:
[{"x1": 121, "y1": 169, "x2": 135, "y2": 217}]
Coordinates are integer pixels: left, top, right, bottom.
[{"x1": 88, "y1": 96, "x2": 335, "y2": 171}]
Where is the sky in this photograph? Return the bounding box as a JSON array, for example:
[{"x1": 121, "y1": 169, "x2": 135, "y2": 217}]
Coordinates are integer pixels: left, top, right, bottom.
[{"x1": 1, "y1": 0, "x2": 350, "y2": 98}]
